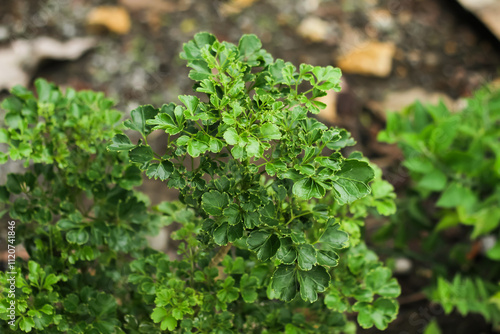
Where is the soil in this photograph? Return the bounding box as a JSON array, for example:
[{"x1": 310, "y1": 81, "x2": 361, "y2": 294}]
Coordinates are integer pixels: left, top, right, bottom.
[{"x1": 1, "y1": 0, "x2": 500, "y2": 333}]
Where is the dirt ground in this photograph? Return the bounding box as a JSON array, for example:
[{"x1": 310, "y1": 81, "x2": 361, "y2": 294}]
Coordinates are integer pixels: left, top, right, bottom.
[{"x1": 1, "y1": 0, "x2": 500, "y2": 333}]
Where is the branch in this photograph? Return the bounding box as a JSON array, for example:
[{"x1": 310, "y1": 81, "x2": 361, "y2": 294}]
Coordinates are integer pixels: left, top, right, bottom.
[{"x1": 209, "y1": 243, "x2": 232, "y2": 268}]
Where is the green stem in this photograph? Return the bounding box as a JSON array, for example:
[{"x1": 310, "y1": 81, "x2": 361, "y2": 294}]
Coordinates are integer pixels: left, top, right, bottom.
[{"x1": 286, "y1": 211, "x2": 313, "y2": 225}]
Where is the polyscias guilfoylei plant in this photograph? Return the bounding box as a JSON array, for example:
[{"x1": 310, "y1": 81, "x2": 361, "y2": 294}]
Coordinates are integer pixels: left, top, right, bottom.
[{"x1": 111, "y1": 32, "x2": 401, "y2": 332}]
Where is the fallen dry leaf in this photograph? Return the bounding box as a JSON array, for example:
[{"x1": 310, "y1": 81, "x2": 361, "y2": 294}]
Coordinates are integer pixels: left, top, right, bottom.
[{"x1": 87, "y1": 6, "x2": 131, "y2": 35}]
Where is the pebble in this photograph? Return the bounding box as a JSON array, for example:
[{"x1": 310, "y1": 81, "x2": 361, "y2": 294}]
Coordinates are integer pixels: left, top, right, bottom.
[{"x1": 337, "y1": 41, "x2": 396, "y2": 77}]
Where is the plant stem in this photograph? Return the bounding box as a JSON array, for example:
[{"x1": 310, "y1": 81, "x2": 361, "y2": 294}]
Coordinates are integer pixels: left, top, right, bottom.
[{"x1": 209, "y1": 243, "x2": 232, "y2": 268}]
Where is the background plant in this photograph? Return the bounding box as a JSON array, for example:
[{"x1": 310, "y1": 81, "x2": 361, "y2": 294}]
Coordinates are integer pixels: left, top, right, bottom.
[
  {"x1": 0, "y1": 79, "x2": 168, "y2": 333},
  {"x1": 111, "y1": 32, "x2": 400, "y2": 332},
  {"x1": 378, "y1": 85, "x2": 500, "y2": 327}
]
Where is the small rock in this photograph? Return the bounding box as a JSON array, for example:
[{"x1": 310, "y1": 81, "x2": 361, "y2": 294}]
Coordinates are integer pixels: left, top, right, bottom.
[
  {"x1": 337, "y1": 41, "x2": 396, "y2": 77},
  {"x1": 457, "y1": 0, "x2": 500, "y2": 41},
  {"x1": 297, "y1": 16, "x2": 330, "y2": 42},
  {"x1": 394, "y1": 257, "x2": 412, "y2": 275},
  {"x1": 87, "y1": 6, "x2": 131, "y2": 35},
  {"x1": 481, "y1": 235, "x2": 496, "y2": 254}
]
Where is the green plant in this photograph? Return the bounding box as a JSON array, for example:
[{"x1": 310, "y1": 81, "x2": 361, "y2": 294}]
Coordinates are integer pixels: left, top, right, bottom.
[
  {"x1": 0, "y1": 79, "x2": 167, "y2": 333},
  {"x1": 378, "y1": 85, "x2": 500, "y2": 325},
  {"x1": 111, "y1": 32, "x2": 400, "y2": 332}
]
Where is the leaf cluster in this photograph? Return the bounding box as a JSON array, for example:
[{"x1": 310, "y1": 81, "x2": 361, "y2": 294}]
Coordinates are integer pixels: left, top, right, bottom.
[{"x1": 0, "y1": 80, "x2": 166, "y2": 333}]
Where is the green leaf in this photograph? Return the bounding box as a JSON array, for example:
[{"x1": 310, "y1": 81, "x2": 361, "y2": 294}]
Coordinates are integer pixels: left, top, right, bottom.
[
  {"x1": 202, "y1": 190, "x2": 229, "y2": 216},
  {"x1": 417, "y1": 169, "x2": 447, "y2": 191},
  {"x1": 222, "y1": 256, "x2": 245, "y2": 274},
  {"x1": 63, "y1": 294, "x2": 79, "y2": 312},
  {"x1": 319, "y1": 223, "x2": 349, "y2": 250},
  {"x1": 223, "y1": 204, "x2": 242, "y2": 225},
  {"x1": 353, "y1": 298, "x2": 398, "y2": 330},
  {"x1": 238, "y1": 34, "x2": 271, "y2": 66},
  {"x1": 247, "y1": 230, "x2": 280, "y2": 261},
  {"x1": 312, "y1": 66, "x2": 342, "y2": 91},
  {"x1": 258, "y1": 203, "x2": 278, "y2": 226},
  {"x1": 486, "y1": 242, "x2": 500, "y2": 261},
  {"x1": 217, "y1": 277, "x2": 239, "y2": 303},
  {"x1": 240, "y1": 274, "x2": 259, "y2": 303},
  {"x1": 209, "y1": 137, "x2": 224, "y2": 153},
  {"x1": 6, "y1": 173, "x2": 23, "y2": 194},
  {"x1": 129, "y1": 146, "x2": 154, "y2": 164},
  {"x1": 227, "y1": 223, "x2": 243, "y2": 242},
  {"x1": 0, "y1": 128, "x2": 9, "y2": 143},
  {"x1": 297, "y1": 244, "x2": 316, "y2": 271},
  {"x1": 19, "y1": 317, "x2": 36, "y2": 332},
  {"x1": 181, "y1": 32, "x2": 216, "y2": 61},
  {"x1": 365, "y1": 267, "x2": 401, "y2": 298},
  {"x1": 331, "y1": 160, "x2": 374, "y2": 205},
  {"x1": 246, "y1": 137, "x2": 261, "y2": 157},
  {"x1": 316, "y1": 250, "x2": 339, "y2": 267},
  {"x1": 187, "y1": 138, "x2": 210, "y2": 157},
  {"x1": 146, "y1": 161, "x2": 174, "y2": 180},
  {"x1": 214, "y1": 223, "x2": 229, "y2": 245},
  {"x1": 424, "y1": 319, "x2": 442, "y2": 334},
  {"x1": 124, "y1": 105, "x2": 158, "y2": 136},
  {"x1": 151, "y1": 308, "x2": 177, "y2": 331},
  {"x1": 292, "y1": 177, "x2": 326, "y2": 200},
  {"x1": 324, "y1": 289, "x2": 349, "y2": 312},
  {"x1": 470, "y1": 207, "x2": 500, "y2": 239},
  {"x1": 108, "y1": 134, "x2": 136, "y2": 151},
  {"x1": 276, "y1": 238, "x2": 297, "y2": 264},
  {"x1": 271, "y1": 265, "x2": 298, "y2": 302},
  {"x1": 297, "y1": 265, "x2": 330, "y2": 302},
  {"x1": 436, "y1": 182, "x2": 475, "y2": 208},
  {"x1": 178, "y1": 95, "x2": 199, "y2": 116},
  {"x1": 260, "y1": 123, "x2": 282, "y2": 140},
  {"x1": 42, "y1": 274, "x2": 59, "y2": 291},
  {"x1": 224, "y1": 127, "x2": 240, "y2": 145},
  {"x1": 148, "y1": 104, "x2": 185, "y2": 135},
  {"x1": 66, "y1": 229, "x2": 89, "y2": 245}
]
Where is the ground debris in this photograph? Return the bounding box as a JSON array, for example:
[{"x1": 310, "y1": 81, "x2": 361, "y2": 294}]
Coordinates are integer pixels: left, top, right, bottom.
[
  {"x1": 337, "y1": 41, "x2": 396, "y2": 77},
  {"x1": 0, "y1": 37, "x2": 96, "y2": 90},
  {"x1": 86, "y1": 6, "x2": 131, "y2": 35}
]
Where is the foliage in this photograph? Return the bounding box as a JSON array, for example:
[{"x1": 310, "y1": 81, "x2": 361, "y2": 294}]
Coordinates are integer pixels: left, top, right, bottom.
[
  {"x1": 112, "y1": 32, "x2": 400, "y2": 332},
  {"x1": 0, "y1": 33, "x2": 400, "y2": 333},
  {"x1": 0, "y1": 79, "x2": 167, "y2": 333},
  {"x1": 378, "y1": 85, "x2": 500, "y2": 324}
]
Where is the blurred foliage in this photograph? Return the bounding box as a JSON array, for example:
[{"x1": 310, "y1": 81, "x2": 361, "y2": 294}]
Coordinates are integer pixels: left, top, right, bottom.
[{"x1": 378, "y1": 85, "x2": 500, "y2": 326}]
